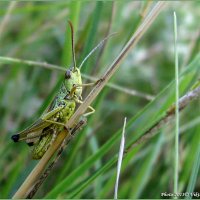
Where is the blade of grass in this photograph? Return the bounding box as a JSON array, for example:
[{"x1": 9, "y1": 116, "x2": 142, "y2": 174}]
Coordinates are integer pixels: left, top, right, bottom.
[
  {"x1": 79, "y1": 1, "x2": 103, "y2": 73},
  {"x1": 68, "y1": 156, "x2": 117, "y2": 198},
  {"x1": 99, "y1": 144, "x2": 153, "y2": 198},
  {"x1": 95, "y1": 1, "x2": 115, "y2": 71},
  {"x1": 185, "y1": 143, "x2": 200, "y2": 199},
  {"x1": 65, "y1": 130, "x2": 163, "y2": 199},
  {"x1": 180, "y1": 116, "x2": 200, "y2": 133},
  {"x1": 130, "y1": 134, "x2": 164, "y2": 198},
  {"x1": 174, "y1": 11, "x2": 179, "y2": 196},
  {"x1": 179, "y1": 127, "x2": 200, "y2": 193},
  {"x1": 1, "y1": 154, "x2": 26, "y2": 198},
  {"x1": 114, "y1": 117, "x2": 126, "y2": 199}
]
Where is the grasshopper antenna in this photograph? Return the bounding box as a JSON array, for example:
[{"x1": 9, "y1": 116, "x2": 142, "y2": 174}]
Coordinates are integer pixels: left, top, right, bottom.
[
  {"x1": 79, "y1": 32, "x2": 117, "y2": 70},
  {"x1": 68, "y1": 20, "x2": 77, "y2": 71}
]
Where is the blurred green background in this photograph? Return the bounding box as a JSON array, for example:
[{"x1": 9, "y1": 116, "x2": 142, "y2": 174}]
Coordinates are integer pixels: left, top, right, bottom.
[{"x1": 0, "y1": 1, "x2": 199, "y2": 198}]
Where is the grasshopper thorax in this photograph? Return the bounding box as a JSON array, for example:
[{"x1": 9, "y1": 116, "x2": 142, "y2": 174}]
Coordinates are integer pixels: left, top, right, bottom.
[{"x1": 64, "y1": 67, "x2": 82, "y2": 99}]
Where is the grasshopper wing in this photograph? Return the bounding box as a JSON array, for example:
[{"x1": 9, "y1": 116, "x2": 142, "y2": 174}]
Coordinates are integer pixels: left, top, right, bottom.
[{"x1": 11, "y1": 105, "x2": 64, "y2": 143}]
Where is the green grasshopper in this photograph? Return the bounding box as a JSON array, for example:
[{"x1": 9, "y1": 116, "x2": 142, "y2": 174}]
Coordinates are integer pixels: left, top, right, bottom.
[{"x1": 11, "y1": 21, "x2": 110, "y2": 159}]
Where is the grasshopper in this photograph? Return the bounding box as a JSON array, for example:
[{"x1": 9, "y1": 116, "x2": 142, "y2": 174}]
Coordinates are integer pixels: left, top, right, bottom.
[{"x1": 11, "y1": 21, "x2": 111, "y2": 159}]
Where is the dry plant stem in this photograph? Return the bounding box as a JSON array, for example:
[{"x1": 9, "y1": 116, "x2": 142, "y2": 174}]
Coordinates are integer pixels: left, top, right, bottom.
[
  {"x1": 12, "y1": 2, "x2": 165, "y2": 198},
  {"x1": 126, "y1": 85, "x2": 200, "y2": 152},
  {"x1": 0, "y1": 56, "x2": 154, "y2": 100},
  {"x1": 12, "y1": 130, "x2": 68, "y2": 199}
]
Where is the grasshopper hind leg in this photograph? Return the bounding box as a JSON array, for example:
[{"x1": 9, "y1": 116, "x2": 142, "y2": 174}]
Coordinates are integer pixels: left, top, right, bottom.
[
  {"x1": 26, "y1": 130, "x2": 42, "y2": 147},
  {"x1": 31, "y1": 126, "x2": 58, "y2": 160}
]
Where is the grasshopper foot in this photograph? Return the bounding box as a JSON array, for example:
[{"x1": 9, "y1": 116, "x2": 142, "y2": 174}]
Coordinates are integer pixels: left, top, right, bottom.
[{"x1": 11, "y1": 134, "x2": 19, "y2": 142}]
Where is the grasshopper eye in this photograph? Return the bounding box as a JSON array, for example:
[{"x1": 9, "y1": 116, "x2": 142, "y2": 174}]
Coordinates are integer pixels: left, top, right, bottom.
[{"x1": 65, "y1": 70, "x2": 71, "y2": 79}]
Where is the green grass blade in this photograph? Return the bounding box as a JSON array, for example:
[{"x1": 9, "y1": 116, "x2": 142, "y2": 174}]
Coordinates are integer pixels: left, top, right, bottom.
[
  {"x1": 130, "y1": 134, "x2": 164, "y2": 198},
  {"x1": 174, "y1": 11, "x2": 179, "y2": 195},
  {"x1": 68, "y1": 156, "x2": 117, "y2": 198},
  {"x1": 185, "y1": 140, "x2": 200, "y2": 199},
  {"x1": 79, "y1": 1, "x2": 103, "y2": 73}
]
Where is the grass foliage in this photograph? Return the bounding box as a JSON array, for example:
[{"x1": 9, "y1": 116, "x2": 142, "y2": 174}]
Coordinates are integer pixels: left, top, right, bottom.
[{"x1": 0, "y1": 1, "x2": 199, "y2": 198}]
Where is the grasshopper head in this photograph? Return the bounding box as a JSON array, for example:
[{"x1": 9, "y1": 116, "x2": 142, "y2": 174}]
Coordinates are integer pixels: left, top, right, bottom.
[
  {"x1": 64, "y1": 67, "x2": 82, "y2": 98},
  {"x1": 63, "y1": 21, "x2": 83, "y2": 99}
]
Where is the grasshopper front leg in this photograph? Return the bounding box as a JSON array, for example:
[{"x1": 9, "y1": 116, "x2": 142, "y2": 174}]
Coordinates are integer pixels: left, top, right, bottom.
[
  {"x1": 69, "y1": 82, "x2": 96, "y2": 99},
  {"x1": 69, "y1": 82, "x2": 96, "y2": 117}
]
